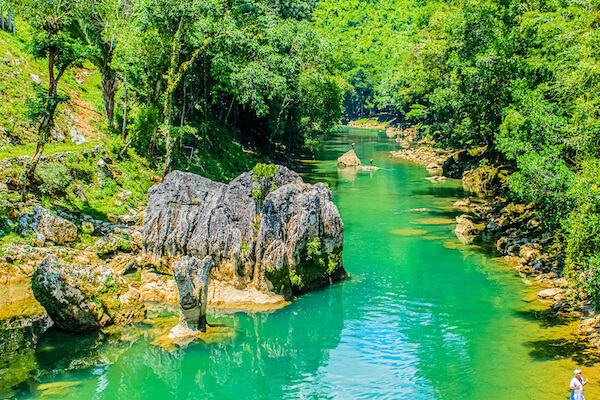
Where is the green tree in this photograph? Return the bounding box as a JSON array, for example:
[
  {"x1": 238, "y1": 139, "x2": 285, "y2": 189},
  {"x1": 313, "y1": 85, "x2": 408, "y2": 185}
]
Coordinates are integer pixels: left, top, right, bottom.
[
  {"x1": 10, "y1": 0, "x2": 90, "y2": 188},
  {"x1": 71, "y1": 0, "x2": 126, "y2": 130}
]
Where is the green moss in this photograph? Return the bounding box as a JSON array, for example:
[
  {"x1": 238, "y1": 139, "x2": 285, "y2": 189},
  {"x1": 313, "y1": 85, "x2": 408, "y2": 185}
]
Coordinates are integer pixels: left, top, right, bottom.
[
  {"x1": 289, "y1": 237, "x2": 343, "y2": 291},
  {"x1": 95, "y1": 236, "x2": 134, "y2": 257},
  {"x1": 241, "y1": 240, "x2": 250, "y2": 258},
  {"x1": 327, "y1": 252, "x2": 343, "y2": 275},
  {"x1": 0, "y1": 231, "x2": 30, "y2": 248},
  {"x1": 76, "y1": 232, "x2": 96, "y2": 248},
  {"x1": 265, "y1": 265, "x2": 291, "y2": 294}
]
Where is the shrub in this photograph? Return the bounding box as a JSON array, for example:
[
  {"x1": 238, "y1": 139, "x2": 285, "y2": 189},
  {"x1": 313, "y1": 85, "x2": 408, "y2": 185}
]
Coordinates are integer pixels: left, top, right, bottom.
[
  {"x1": 34, "y1": 162, "x2": 73, "y2": 195},
  {"x1": 564, "y1": 160, "x2": 600, "y2": 305},
  {"x1": 65, "y1": 153, "x2": 96, "y2": 182}
]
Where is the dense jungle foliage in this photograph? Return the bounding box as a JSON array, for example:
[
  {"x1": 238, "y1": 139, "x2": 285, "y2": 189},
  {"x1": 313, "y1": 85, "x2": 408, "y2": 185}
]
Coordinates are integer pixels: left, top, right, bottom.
[
  {"x1": 2, "y1": 0, "x2": 344, "y2": 182},
  {"x1": 316, "y1": 0, "x2": 600, "y2": 304}
]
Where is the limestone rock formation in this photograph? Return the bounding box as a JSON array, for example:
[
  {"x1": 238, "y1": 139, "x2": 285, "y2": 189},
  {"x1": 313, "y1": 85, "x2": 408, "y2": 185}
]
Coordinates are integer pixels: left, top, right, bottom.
[
  {"x1": 337, "y1": 150, "x2": 361, "y2": 168},
  {"x1": 143, "y1": 166, "x2": 345, "y2": 306},
  {"x1": 537, "y1": 287, "x2": 565, "y2": 299},
  {"x1": 19, "y1": 206, "x2": 77, "y2": 245},
  {"x1": 168, "y1": 256, "x2": 213, "y2": 338},
  {"x1": 31, "y1": 255, "x2": 146, "y2": 332}
]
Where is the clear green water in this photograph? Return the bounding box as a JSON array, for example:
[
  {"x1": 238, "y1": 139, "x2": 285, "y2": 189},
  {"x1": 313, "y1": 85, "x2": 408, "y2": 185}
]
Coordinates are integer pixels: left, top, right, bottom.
[{"x1": 7, "y1": 128, "x2": 600, "y2": 399}]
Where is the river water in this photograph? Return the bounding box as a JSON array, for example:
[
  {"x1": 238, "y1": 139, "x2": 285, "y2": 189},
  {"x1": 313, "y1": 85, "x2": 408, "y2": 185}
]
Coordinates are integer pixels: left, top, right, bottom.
[{"x1": 4, "y1": 127, "x2": 599, "y2": 399}]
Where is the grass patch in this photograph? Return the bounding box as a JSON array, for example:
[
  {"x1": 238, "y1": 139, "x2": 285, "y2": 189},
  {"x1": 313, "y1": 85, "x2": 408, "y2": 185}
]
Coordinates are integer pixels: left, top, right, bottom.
[
  {"x1": 0, "y1": 230, "x2": 29, "y2": 248},
  {"x1": 0, "y1": 140, "x2": 100, "y2": 160},
  {"x1": 0, "y1": 25, "x2": 104, "y2": 153},
  {"x1": 354, "y1": 118, "x2": 390, "y2": 126}
]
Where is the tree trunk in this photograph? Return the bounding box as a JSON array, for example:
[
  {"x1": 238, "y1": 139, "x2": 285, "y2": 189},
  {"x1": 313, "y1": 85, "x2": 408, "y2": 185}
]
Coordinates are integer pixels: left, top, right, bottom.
[
  {"x1": 102, "y1": 69, "x2": 118, "y2": 130},
  {"x1": 21, "y1": 49, "x2": 60, "y2": 192},
  {"x1": 162, "y1": 126, "x2": 172, "y2": 178},
  {"x1": 148, "y1": 125, "x2": 158, "y2": 159},
  {"x1": 21, "y1": 106, "x2": 56, "y2": 193},
  {"x1": 121, "y1": 75, "x2": 127, "y2": 136}
]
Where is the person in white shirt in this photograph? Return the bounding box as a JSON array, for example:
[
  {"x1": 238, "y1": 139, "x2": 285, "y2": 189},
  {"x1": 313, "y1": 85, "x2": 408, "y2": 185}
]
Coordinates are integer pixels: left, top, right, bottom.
[{"x1": 570, "y1": 369, "x2": 588, "y2": 400}]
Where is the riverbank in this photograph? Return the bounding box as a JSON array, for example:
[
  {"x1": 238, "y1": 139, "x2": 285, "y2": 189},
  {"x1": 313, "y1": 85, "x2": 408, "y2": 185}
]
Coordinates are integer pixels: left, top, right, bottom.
[
  {"x1": 0, "y1": 126, "x2": 595, "y2": 398},
  {"x1": 388, "y1": 140, "x2": 600, "y2": 349},
  {"x1": 346, "y1": 119, "x2": 389, "y2": 129}
]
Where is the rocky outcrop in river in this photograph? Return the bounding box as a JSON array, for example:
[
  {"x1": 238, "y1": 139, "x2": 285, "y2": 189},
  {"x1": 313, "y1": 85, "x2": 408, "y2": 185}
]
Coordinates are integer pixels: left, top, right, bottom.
[
  {"x1": 143, "y1": 166, "x2": 345, "y2": 312},
  {"x1": 169, "y1": 256, "x2": 213, "y2": 338},
  {"x1": 31, "y1": 255, "x2": 146, "y2": 332},
  {"x1": 337, "y1": 150, "x2": 361, "y2": 167}
]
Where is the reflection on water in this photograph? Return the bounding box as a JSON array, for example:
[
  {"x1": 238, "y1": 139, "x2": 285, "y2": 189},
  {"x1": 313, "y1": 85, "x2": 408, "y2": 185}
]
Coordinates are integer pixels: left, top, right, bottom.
[
  {"x1": 2, "y1": 127, "x2": 599, "y2": 399},
  {"x1": 11, "y1": 288, "x2": 343, "y2": 399}
]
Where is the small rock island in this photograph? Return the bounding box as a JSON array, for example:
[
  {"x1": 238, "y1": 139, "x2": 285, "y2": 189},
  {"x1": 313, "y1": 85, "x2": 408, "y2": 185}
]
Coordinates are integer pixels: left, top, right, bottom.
[{"x1": 142, "y1": 165, "x2": 346, "y2": 336}]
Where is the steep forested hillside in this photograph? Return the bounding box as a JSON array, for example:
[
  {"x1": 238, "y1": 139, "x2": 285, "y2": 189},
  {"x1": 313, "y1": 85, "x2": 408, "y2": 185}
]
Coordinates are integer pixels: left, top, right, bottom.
[
  {"x1": 1, "y1": 0, "x2": 344, "y2": 182},
  {"x1": 0, "y1": 0, "x2": 345, "y2": 251}
]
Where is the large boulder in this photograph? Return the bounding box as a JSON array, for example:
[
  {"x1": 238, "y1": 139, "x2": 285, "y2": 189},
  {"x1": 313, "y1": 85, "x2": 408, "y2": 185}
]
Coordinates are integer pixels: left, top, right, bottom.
[
  {"x1": 256, "y1": 181, "x2": 345, "y2": 296},
  {"x1": 143, "y1": 166, "x2": 345, "y2": 303},
  {"x1": 31, "y1": 256, "x2": 146, "y2": 332},
  {"x1": 19, "y1": 206, "x2": 77, "y2": 245},
  {"x1": 337, "y1": 150, "x2": 361, "y2": 168}
]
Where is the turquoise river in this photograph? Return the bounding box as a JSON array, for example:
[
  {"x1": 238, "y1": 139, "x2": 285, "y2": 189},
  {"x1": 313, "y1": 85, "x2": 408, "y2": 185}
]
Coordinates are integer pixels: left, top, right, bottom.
[{"x1": 5, "y1": 127, "x2": 600, "y2": 399}]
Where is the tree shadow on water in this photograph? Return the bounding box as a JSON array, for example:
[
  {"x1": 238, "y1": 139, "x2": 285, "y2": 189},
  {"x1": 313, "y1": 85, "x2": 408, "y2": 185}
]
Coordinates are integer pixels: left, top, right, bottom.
[
  {"x1": 524, "y1": 337, "x2": 600, "y2": 365},
  {"x1": 513, "y1": 309, "x2": 572, "y2": 329},
  {"x1": 411, "y1": 186, "x2": 467, "y2": 199}
]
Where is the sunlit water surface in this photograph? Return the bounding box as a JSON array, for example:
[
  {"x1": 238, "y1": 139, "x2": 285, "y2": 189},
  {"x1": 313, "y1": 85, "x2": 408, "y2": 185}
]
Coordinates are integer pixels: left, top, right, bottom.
[{"x1": 7, "y1": 128, "x2": 600, "y2": 399}]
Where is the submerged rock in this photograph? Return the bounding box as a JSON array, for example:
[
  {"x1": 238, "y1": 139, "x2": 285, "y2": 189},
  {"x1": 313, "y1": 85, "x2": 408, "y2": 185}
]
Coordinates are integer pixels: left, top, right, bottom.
[
  {"x1": 537, "y1": 288, "x2": 565, "y2": 299},
  {"x1": 359, "y1": 165, "x2": 380, "y2": 171},
  {"x1": 0, "y1": 312, "x2": 52, "y2": 397},
  {"x1": 337, "y1": 150, "x2": 361, "y2": 168},
  {"x1": 143, "y1": 166, "x2": 345, "y2": 305},
  {"x1": 31, "y1": 256, "x2": 146, "y2": 332}
]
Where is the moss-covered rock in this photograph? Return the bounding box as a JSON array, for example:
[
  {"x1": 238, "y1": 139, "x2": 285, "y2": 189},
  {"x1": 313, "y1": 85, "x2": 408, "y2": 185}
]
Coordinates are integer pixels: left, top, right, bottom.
[
  {"x1": 462, "y1": 164, "x2": 503, "y2": 196},
  {"x1": 18, "y1": 206, "x2": 77, "y2": 245},
  {"x1": 31, "y1": 255, "x2": 146, "y2": 332}
]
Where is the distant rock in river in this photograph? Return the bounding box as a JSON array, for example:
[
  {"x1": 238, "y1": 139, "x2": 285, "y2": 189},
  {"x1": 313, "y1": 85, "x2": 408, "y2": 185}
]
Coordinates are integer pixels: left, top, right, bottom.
[{"x1": 337, "y1": 149, "x2": 361, "y2": 168}]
